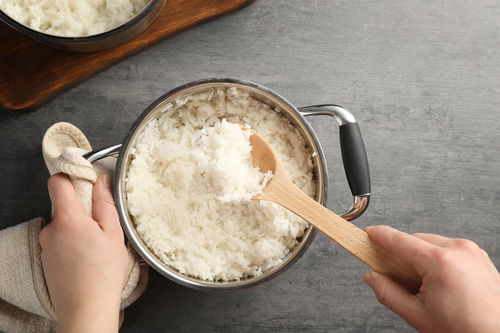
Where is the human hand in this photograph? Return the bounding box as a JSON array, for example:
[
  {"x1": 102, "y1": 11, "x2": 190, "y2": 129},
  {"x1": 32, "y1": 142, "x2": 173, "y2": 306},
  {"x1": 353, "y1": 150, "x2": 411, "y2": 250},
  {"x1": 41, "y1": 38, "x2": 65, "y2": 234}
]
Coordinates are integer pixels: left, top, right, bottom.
[
  {"x1": 363, "y1": 225, "x2": 500, "y2": 333},
  {"x1": 40, "y1": 173, "x2": 129, "y2": 333}
]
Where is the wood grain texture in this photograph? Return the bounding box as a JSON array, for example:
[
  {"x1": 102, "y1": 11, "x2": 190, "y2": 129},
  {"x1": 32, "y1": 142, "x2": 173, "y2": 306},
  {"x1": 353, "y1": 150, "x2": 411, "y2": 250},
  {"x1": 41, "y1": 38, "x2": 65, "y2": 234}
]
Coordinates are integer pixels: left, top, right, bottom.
[
  {"x1": 251, "y1": 131, "x2": 421, "y2": 293},
  {"x1": 0, "y1": 0, "x2": 254, "y2": 111}
]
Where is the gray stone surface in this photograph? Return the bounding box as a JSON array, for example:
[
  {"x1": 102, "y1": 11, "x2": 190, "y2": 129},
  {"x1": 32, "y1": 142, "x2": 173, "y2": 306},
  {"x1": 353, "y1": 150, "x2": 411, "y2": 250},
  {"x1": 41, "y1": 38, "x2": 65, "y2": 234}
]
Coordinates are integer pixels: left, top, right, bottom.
[{"x1": 1, "y1": 0, "x2": 499, "y2": 332}]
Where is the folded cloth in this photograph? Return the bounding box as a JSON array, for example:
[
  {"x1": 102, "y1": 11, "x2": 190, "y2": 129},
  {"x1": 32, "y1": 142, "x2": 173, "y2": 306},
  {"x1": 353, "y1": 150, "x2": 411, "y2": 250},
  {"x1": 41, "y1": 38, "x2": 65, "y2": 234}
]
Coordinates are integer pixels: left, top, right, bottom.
[{"x1": 0, "y1": 122, "x2": 148, "y2": 333}]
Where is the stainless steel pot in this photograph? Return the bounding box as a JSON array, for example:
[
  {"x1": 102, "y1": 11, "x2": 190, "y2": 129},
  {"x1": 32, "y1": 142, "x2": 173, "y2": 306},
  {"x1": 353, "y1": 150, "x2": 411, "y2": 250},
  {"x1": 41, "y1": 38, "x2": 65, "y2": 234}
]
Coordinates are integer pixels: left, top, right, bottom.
[{"x1": 84, "y1": 78, "x2": 371, "y2": 290}]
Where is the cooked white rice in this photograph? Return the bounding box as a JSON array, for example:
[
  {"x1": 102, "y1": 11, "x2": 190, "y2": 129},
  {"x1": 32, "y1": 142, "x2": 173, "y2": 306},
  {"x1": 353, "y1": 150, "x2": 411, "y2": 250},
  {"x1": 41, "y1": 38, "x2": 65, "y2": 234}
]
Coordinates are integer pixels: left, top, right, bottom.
[
  {"x1": 189, "y1": 119, "x2": 273, "y2": 203},
  {"x1": 126, "y1": 87, "x2": 315, "y2": 281},
  {"x1": 0, "y1": 0, "x2": 150, "y2": 37}
]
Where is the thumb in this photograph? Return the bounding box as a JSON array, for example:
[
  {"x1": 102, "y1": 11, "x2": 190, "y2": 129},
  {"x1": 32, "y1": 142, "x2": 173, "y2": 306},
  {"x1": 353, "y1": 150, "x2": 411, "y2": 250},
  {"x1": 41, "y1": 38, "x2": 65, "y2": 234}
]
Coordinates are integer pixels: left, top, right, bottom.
[
  {"x1": 92, "y1": 174, "x2": 120, "y2": 232},
  {"x1": 364, "y1": 271, "x2": 425, "y2": 330}
]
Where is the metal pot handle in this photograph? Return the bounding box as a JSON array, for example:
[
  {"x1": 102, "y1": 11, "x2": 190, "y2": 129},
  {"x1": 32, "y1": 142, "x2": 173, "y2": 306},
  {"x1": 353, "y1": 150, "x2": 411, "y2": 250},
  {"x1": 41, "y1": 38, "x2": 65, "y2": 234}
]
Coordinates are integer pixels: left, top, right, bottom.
[
  {"x1": 299, "y1": 104, "x2": 371, "y2": 221},
  {"x1": 83, "y1": 144, "x2": 122, "y2": 162}
]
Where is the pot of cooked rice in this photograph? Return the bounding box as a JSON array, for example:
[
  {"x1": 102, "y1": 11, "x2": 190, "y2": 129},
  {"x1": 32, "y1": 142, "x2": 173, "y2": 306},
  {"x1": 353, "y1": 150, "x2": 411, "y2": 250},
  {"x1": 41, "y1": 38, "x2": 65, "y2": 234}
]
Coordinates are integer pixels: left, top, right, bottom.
[
  {"x1": 84, "y1": 78, "x2": 371, "y2": 290},
  {"x1": 0, "y1": 0, "x2": 167, "y2": 52}
]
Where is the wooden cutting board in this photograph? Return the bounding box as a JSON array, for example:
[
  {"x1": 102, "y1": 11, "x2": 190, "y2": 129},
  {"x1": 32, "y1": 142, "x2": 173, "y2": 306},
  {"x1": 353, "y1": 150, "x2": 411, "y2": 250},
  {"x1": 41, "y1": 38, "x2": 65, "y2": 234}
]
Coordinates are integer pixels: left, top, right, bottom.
[{"x1": 0, "y1": 0, "x2": 255, "y2": 111}]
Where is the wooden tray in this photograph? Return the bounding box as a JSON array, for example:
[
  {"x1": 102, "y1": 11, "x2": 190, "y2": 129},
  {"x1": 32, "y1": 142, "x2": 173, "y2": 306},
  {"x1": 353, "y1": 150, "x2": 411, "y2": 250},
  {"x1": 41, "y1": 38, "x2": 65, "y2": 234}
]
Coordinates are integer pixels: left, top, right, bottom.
[{"x1": 0, "y1": 0, "x2": 254, "y2": 111}]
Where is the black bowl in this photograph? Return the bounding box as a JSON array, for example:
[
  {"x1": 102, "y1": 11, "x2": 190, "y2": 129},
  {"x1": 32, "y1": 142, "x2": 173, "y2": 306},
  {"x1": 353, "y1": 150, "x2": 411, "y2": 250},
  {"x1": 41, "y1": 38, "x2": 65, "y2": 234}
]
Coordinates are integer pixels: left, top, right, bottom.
[{"x1": 0, "y1": 0, "x2": 167, "y2": 52}]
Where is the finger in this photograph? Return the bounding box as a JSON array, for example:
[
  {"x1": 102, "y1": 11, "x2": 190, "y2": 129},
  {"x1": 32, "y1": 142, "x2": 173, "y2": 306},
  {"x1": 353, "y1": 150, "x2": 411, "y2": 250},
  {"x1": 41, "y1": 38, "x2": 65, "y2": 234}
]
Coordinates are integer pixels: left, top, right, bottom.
[
  {"x1": 481, "y1": 250, "x2": 500, "y2": 276},
  {"x1": 413, "y1": 233, "x2": 454, "y2": 247},
  {"x1": 47, "y1": 173, "x2": 85, "y2": 220},
  {"x1": 92, "y1": 174, "x2": 120, "y2": 232},
  {"x1": 364, "y1": 271, "x2": 426, "y2": 331},
  {"x1": 366, "y1": 225, "x2": 439, "y2": 276}
]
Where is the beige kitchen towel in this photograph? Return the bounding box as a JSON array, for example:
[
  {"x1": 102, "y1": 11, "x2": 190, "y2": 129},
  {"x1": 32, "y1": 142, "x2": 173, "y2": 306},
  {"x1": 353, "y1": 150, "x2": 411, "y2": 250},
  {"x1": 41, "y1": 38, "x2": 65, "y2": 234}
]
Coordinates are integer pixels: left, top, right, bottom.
[
  {"x1": 0, "y1": 122, "x2": 148, "y2": 333},
  {"x1": 0, "y1": 219, "x2": 56, "y2": 333}
]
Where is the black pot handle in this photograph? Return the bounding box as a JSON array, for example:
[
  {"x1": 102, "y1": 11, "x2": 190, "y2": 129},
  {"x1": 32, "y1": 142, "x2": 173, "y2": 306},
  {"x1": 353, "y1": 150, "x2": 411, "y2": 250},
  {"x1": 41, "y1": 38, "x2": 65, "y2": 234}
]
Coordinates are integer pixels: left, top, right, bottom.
[{"x1": 299, "y1": 105, "x2": 371, "y2": 221}]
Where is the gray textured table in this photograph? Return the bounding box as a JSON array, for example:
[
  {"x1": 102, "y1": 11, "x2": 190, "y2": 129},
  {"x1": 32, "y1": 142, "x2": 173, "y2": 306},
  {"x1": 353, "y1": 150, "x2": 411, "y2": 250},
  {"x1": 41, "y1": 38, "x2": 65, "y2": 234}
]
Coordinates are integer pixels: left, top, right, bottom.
[{"x1": 1, "y1": 1, "x2": 499, "y2": 332}]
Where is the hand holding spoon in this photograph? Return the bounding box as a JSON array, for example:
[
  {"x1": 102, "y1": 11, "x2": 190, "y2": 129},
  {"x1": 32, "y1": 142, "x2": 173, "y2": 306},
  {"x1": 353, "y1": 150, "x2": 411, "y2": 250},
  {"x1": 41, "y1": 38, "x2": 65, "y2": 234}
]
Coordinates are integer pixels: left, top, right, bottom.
[{"x1": 249, "y1": 130, "x2": 422, "y2": 293}]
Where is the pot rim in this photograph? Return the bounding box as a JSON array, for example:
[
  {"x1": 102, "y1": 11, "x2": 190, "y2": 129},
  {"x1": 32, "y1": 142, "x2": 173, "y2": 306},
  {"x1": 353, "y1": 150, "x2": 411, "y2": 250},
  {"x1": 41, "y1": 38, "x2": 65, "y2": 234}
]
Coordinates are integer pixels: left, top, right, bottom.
[
  {"x1": 114, "y1": 78, "x2": 329, "y2": 290},
  {"x1": 0, "y1": 0, "x2": 164, "y2": 42}
]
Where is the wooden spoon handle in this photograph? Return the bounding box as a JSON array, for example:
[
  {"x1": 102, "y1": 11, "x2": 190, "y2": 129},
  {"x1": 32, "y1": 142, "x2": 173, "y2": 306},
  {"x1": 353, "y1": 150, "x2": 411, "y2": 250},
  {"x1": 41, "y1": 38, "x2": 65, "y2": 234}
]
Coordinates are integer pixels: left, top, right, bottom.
[{"x1": 261, "y1": 176, "x2": 422, "y2": 293}]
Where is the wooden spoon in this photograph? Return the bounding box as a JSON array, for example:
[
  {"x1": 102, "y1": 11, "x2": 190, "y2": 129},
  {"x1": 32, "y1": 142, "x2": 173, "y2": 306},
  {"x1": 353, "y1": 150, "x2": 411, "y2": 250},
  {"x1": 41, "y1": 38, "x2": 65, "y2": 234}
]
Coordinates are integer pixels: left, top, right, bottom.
[{"x1": 249, "y1": 130, "x2": 422, "y2": 293}]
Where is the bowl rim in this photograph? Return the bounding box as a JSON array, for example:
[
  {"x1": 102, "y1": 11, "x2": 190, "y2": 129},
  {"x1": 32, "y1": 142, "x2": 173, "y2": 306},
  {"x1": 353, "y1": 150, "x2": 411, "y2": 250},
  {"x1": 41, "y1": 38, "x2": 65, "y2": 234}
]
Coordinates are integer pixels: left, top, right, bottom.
[
  {"x1": 0, "y1": 0, "x2": 162, "y2": 42},
  {"x1": 114, "y1": 78, "x2": 329, "y2": 290}
]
